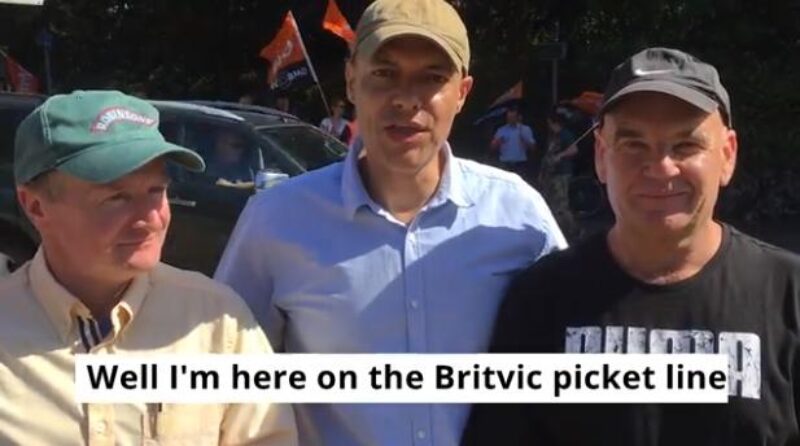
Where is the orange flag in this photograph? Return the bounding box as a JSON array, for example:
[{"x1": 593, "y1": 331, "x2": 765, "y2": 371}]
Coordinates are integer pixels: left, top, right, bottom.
[
  {"x1": 322, "y1": 0, "x2": 356, "y2": 46},
  {"x1": 260, "y1": 12, "x2": 308, "y2": 87},
  {"x1": 2, "y1": 52, "x2": 40, "y2": 93},
  {"x1": 489, "y1": 81, "x2": 523, "y2": 108},
  {"x1": 566, "y1": 91, "x2": 603, "y2": 116}
]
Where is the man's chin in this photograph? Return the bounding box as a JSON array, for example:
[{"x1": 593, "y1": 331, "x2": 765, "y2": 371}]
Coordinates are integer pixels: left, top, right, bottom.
[
  {"x1": 635, "y1": 210, "x2": 700, "y2": 235},
  {"x1": 115, "y1": 247, "x2": 162, "y2": 273}
]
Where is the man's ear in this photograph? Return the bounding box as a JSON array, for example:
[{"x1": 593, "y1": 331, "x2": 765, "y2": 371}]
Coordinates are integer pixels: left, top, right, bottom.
[
  {"x1": 456, "y1": 74, "x2": 474, "y2": 113},
  {"x1": 345, "y1": 59, "x2": 356, "y2": 103},
  {"x1": 719, "y1": 128, "x2": 738, "y2": 187},
  {"x1": 594, "y1": 128, "x2": 608, "y2": 184},
  {"x1": 16, "y1": 186, "x2": 46, "y2": 227}
]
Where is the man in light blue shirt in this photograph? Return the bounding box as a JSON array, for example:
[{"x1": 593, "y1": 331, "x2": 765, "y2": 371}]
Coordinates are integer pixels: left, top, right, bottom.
[
  {"x1": 214, "y1": 0, "x2": 566, "y2": 444},
  {"x1": 491, "y1": 107, "x2": 537, "y2": 179}
]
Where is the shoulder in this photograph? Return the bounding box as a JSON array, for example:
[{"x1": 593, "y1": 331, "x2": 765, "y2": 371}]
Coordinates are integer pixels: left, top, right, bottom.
[
  {"x1": 150, "y1": 263, "x2": 254, "y2": 319},
  {"x1": 456, "y1": 157, "x2": 550, "y2": 213},
  {"x1": 149, "y1": 264, "x2": 267, "y2": 352},
  {"x1": 0, "y1": 263, "x2": 34, "y2": 314},
  {"x1": 0, "y1": 263, "x2": 29, "y2": 295},
  {"x1": 726, "y1": 225, "x2": 800, "y2": 274},
  {"x1": 519, "y1": 236, "x2": 601, "y2": 283}
]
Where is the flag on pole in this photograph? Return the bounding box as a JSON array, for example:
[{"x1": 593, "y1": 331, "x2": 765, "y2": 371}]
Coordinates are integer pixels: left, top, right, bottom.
[
  {"x1": 489, "y1": 81, "x2": 523, "y2": 108},
  {"x1": 322, "y1": 0, "x2": 355, "y2": 46},
  {"x1": 474, "y1": 81, "x2": 523, "y2": 125},
  {"x1": 1, "y1": 51, "x2": 40, "y2": 93},
  {"x1": 563, "y1": 91, "x2": 603, "y2": 116},
  {"x1": 259, "y1": 12, "x2": 312, "y2": 90}
]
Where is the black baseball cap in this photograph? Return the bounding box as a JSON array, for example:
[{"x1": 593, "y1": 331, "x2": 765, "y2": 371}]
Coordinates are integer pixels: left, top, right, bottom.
[{"x1": 600, "y1": 47, "x2": 732, "y2": 127}]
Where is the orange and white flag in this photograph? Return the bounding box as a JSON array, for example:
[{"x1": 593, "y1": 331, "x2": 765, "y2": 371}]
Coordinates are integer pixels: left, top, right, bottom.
[{"x1": 259, "y1": 12, "x2": 308, "y2": 87}]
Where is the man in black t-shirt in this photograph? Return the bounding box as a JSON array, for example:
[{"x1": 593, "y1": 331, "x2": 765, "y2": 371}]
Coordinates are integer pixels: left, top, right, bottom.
[{"x1": 462, "y1": 47, "x2": 800, "y2": 446}]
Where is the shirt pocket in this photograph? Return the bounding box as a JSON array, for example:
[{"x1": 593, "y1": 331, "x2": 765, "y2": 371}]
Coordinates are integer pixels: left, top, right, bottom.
[{"x1": 153, "y1": 404, "x2": 221, "y2": 446}]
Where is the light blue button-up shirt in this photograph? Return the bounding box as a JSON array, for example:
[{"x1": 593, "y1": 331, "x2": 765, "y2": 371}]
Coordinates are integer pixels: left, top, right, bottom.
[{"x1": 214, "y1": 142, "x2": 566, "y2": 446}]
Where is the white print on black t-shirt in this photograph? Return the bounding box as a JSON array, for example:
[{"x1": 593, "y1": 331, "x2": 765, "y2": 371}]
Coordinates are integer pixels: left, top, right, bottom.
[{"x1": 565, "y1": 326, "x2": 761, "y2": 399}]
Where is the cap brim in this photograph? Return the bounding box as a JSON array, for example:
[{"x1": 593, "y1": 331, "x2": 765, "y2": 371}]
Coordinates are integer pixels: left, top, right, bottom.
[
  {"x1": 357, "y1": 23, "x2": 464, "y2": 72},
  {"x1": 601, "y1": 80, "x2": 717, "y2": 116},
  {"x1": 56, "y1": 139, "x2": 205, "y2": 183}
]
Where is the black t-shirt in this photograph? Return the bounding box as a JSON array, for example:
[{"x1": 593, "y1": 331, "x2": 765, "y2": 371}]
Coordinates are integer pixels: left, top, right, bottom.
[{"x1": 463, "y1": 224, "x2": 800, "y2": 446}]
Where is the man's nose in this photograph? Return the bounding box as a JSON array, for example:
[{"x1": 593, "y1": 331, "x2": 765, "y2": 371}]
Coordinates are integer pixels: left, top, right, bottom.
[
  {"x1": 643, "y1": 152, "x2": 681, "y2": 179},
  {"x1": 390, "y1": 83, "x2": 423, "y2": 112},
  {"x1": 132, "y1": 195, "x2": 166, "y2": 228}
]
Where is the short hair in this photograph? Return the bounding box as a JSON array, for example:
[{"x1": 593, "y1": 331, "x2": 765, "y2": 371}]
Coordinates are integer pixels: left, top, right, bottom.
[{"x1": 22, "y1": 171, "x2": 60, "y2": 201}]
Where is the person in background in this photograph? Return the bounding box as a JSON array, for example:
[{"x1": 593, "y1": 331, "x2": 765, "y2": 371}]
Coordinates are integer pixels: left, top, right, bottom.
[
  {"x1": 207, "y1": 131, "x2": 255, "y2": 189},
  {"x1": 319, "y1": 98, "x2": 352, "y2": 144},
  {"x1": 540, "y1": 111, "x2": 580, "y2": 239},
  {"x1": 490, "y1": 106, "x2": 536, "y2": 181}
]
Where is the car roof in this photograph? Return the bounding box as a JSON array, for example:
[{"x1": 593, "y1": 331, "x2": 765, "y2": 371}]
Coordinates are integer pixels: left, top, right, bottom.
[
  {"x1": 150, "y1": 100, "x2": 308, "y2": 128},
  {"x1": 187, "y1": 101, "x2": 298, "y2": 121},
  {"x1": 0, "y1": 92, "x2": 47, "y2": 107},
  {"x1": 148, "y1": 100, "x2": 246, "y2": 122}
]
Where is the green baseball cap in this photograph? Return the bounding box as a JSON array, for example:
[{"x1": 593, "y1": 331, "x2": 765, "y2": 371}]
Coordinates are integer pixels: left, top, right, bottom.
[
  {"x1": 354, "y1": 0, "x2": 470, "y2": 73},
  {"x1": 14, "y1": 90, "x2": 205, "y2": 184}
]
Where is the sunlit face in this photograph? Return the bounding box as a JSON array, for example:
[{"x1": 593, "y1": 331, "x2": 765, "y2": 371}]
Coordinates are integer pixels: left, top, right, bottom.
[
  {"x1": 18, "y1": 159, "x2": 172, "y2": 282},
  {"x1": 346, "y1": 36, "x2": 473, "y2": 176},
  {"x1": 595, "y1": 92, "x2": 737, "y2": 237}
]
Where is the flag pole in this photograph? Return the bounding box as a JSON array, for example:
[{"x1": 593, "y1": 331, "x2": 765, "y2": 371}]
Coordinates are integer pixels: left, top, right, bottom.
[{"x1": 291, "y1": 12, "x2": 332, "y2": 117}]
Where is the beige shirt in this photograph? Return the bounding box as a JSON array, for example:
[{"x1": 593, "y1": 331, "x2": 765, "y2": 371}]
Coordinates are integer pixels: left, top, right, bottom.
[{"x1": 0, "y1": 249, "x2": 297, "y2": 446}]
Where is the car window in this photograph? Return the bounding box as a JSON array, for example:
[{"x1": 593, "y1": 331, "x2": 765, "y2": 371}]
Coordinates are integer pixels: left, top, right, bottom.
[
  {"x1": 258, "y1": 125, "x2": 346, "y2": 172},
  {"x1": 0, "y1": 106, "x2": 35, "y2": 166},
  {"x1": 183, "y1": 120, "x2": 258, "y2": 184},
  {"x1": 159, "y1": 117, "x2": 182, "y2": 145},
  {"x1": 157, "y1": 116, "x2": 187, "y2": 182}
]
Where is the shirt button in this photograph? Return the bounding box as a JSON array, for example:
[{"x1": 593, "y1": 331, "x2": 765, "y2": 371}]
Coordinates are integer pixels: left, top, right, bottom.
[
  {"x1": 409, "y1": 300, "x2": 420, "y2": 310},
  {"x1": 93, "y1": 421, "x2": 108, "y2": 435},
  {"x1": 417, "y1": 429, "x2": 427, "y2": 439}
]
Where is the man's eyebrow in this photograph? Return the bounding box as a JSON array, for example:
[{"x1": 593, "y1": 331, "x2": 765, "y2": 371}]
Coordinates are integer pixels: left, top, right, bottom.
[
  {"x1": 613, "y1": 127, "x2": 645, "y2": 140},
  {"x1": 369, "y1": 56, "x2": 454, "y2": 73},
  {"x1": 370, "y1": 55, "x2": 397, "y2": 66},
  {"x1": 675, "y1": 128, "x2": 710, "y2": 141}
]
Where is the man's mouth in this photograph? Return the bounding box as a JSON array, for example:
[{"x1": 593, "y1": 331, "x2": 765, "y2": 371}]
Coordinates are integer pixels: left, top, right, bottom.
[{"x1": 384, "y1": 123, "x2": 427, "y2": 142}]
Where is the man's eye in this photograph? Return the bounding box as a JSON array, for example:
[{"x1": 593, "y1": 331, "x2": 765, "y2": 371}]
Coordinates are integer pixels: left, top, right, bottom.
[
  {"x1": 371, "y1": 69, "x2": 394, "y2": 78},
  {"x1": 618, "y1": 140, "x2": 648, "y2": 152},
  {"x1": 673, "y1": 141, "x2": 702, "y2": 156},
  {"x1": 105, "y1": 193, "x2": 129, "y2": 204},
  {"x1": 425, "y1": 73, "x2": 449, "y2": 84}
]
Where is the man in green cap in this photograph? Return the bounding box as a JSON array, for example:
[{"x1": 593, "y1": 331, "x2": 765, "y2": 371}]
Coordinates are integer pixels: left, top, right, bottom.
[{"x1": 0, "y1": 90, "x2": 297, "y2": 445}]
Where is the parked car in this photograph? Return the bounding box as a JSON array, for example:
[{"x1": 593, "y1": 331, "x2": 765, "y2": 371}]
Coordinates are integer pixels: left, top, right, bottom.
[
  {"x1": 0, "y1": 93, "x2": 45, "y2": 278},
  {"x1": 0, "y1": 95, "x2": 347, "y2": 277}
]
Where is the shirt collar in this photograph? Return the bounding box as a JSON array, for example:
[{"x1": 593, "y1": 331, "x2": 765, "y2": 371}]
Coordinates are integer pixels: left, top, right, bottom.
[
  {"x1": 341, "y1": 139, "x2": 474, "y2": 220},
  {"x1": 29, "y1": 248, "x2": 151, "y2": 343}
]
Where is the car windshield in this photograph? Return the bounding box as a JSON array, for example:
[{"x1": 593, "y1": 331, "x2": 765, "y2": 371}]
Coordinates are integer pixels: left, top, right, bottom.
[{"x1": 257, "y1": 125, "x2": 347, "y2": 172}]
